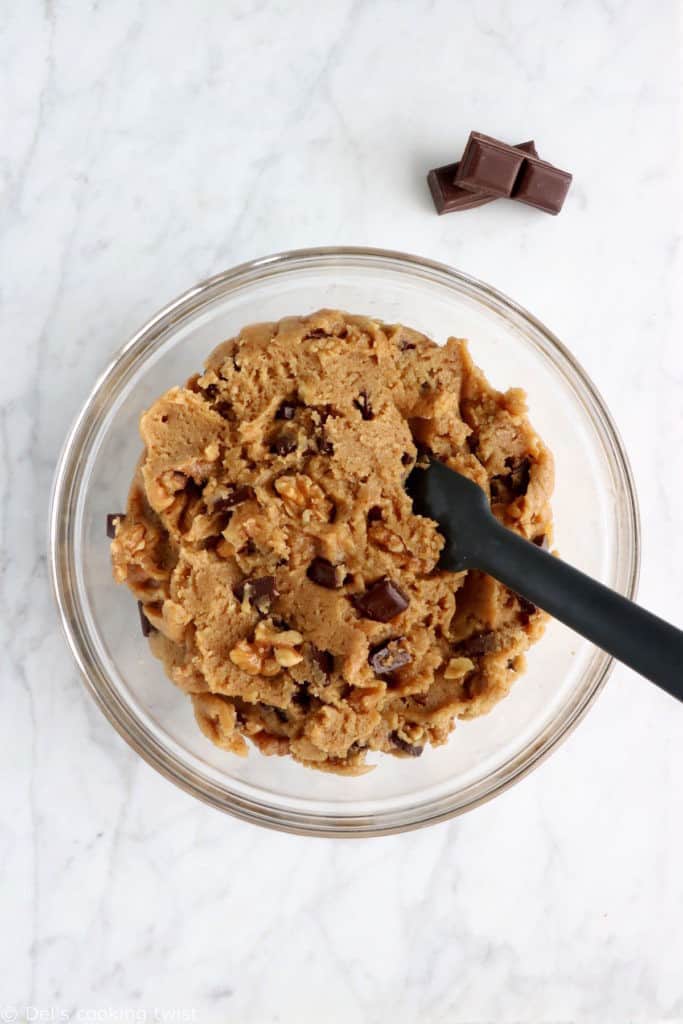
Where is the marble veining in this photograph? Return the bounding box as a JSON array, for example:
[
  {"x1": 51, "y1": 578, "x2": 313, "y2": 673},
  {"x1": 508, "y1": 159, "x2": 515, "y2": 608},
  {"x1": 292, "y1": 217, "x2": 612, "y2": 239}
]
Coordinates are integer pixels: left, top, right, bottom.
[{"x1": 1, "y1": 0, "x2": 681, "y2": 1020}]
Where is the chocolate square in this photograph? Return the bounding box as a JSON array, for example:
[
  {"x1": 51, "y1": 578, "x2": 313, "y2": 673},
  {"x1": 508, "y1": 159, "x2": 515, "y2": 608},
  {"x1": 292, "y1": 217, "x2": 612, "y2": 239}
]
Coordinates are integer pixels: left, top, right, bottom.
[
  {"x1": 513, "y1": 159, "x2": 572, "y2": 214},
  {"x1": 427, "y1": 163, "x2": 493, "y2": 215},
  {"x1": 454, "y1": 132, "x2": 526, "y2": 197}
]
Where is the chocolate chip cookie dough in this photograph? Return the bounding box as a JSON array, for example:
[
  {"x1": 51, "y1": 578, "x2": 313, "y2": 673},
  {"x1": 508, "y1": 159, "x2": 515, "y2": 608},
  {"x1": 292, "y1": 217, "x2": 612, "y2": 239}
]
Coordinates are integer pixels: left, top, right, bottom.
[{"x1": 110, "y1": 310, "x2": 554, "y2": 774}]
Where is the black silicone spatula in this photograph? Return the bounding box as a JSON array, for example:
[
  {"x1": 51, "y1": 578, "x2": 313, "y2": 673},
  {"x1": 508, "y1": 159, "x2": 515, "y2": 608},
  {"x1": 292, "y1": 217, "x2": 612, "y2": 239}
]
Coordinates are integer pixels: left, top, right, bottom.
[{"x1": 407, "y1": 459, "x2": 683, "y2": 700}]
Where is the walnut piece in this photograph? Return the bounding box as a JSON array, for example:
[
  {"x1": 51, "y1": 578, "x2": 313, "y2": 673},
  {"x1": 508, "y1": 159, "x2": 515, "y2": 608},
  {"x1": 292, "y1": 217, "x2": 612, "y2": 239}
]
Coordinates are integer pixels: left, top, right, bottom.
[
  {"x1": 369, "y1": 523, "x2": 405, "y2": 554},
  {"x1": 229, "y1": 619, "x2": 304, "y2": 676},
  {"x1": 274, "y1": 474, "x2": 331, "y2": 522},
  {"x1": 443, "y1": 656, "x2": 475, "y2": 679}
]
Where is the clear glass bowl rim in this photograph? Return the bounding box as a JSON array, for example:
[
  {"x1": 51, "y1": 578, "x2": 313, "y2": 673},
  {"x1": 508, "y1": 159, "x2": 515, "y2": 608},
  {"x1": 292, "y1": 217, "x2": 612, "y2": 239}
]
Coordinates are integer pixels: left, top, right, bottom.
[{"x1": 49, "y1": 246, "x2": 641, "y2": 837}]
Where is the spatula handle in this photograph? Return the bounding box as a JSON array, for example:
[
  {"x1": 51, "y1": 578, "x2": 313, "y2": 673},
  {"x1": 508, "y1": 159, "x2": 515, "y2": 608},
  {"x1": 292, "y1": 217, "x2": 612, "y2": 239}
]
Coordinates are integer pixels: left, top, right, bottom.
[{"x1": 470, "y1": 518, "x2": 683, "y2": 700}]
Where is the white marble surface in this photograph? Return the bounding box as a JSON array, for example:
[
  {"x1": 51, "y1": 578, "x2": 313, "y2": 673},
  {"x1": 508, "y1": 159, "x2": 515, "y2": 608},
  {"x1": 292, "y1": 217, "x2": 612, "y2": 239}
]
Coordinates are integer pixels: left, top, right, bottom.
[{"x1": 1, "y1": 1, "x2": 681, "y2": 1020}]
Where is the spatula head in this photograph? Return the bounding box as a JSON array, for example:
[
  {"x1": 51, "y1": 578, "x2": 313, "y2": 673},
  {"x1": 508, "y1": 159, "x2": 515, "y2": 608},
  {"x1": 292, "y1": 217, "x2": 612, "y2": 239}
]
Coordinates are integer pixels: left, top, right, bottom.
[{"x1": 406, "y1": 459, "x2": 493, "y2": 572}]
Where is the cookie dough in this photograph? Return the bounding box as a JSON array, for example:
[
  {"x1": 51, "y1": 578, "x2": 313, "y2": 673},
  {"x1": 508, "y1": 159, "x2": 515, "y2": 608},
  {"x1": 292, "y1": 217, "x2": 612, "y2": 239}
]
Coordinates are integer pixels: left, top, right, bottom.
[{"x1": 111, "y1": 310, "x2": 554, "y2": 774}]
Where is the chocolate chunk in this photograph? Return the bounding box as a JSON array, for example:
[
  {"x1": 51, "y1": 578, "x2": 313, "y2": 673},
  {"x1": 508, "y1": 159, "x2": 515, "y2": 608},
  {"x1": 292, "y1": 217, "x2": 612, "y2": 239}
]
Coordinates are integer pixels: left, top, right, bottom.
[
  {"x1": 276, "y1": 399, "x2": 299, "y2": 421},
  {"x1": 106, "y1": 513, "x2": 125, "y2": 539},
  {"x1": 401, "y1": 452, "x2": 413, "y2": 466},
  {"x1": 201, "y1": 383, "x2": 219, "y2": 401},
  {"x1": 367, "y1": 505, "x2": 383, "y2": 524},
  {"x1": 271, "y1": 433, "x2": 297, "y2": 456},
  {"x1": 450, "y1": 132, "x2": 572, "y2": 215},
  {"x1": 269, "y1": 706, "x2": 289, "y2": 724},
  {"x1": 354, "y1": 391, "x2": 374, "y2": 420},
  {"x1": 234, "y1": 576, "x2": 278, "y2": 608},
  {"x1": 507, "y1": 457, "x2": 531, "y2": 495},
  {"x1": 398, "y1": 337, "x2": 417, "y2": 351},
  {"x1": 213, "y1": 485, "x2": 255, "y2": 512},
  {"x1": 454, "y1": 132, "x2": 527, "y2": 197},
  {"x1": 137, "y1": 601, "x2": 155, "y2": 638},
  {"x1": 213, "y1": 400, "x2": 235, "y2": 420},
  {"x1": 491, "y1": 457, "x2": 531, "y2": 502},
  {"x1": 184, "y1": 478, "x2": 204, "y2": 499},
  {"x1": 461, "y1": 630, "x2": 498, "y2": 656},
  {"x1": 513, "y1": 157, "x2": 572, "y2": 215},
  {"x1": 292, "y1": 683, "x2": 312, "y2": 710},
  {"x1": 369, "y1": 638, "x2": 412, "y2": 676},
  {"x1": 311, "y1": 646, "x2": 334, "y2": 676},
  {"x1": 352, "y1": 578, "x2": 409, "y2": 622},
  {"x1": 317, "y1": 435, "x2": 334, "y2": 456},
  {"x1": 428, "y1": 141, "x2": 537, "y2": 215},
  {"x1": 517, "y1": 595, "x2": 537, "y2": 625},
  {"x1": 533, "y1": 534, "x2": 549, "y2": 550},
  {"x1": 307, "y1": 557, "x2": 344, "y2": 590},
  {"x1": 390, "y1": 731, "x2": 423, "y2": 757}
]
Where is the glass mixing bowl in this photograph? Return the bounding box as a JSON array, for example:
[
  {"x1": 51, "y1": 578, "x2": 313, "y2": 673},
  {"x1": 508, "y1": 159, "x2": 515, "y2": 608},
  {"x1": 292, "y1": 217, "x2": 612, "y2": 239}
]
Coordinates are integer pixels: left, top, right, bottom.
[{"x1": 49, "y1": 247, "x2": 640, "y2": 836}]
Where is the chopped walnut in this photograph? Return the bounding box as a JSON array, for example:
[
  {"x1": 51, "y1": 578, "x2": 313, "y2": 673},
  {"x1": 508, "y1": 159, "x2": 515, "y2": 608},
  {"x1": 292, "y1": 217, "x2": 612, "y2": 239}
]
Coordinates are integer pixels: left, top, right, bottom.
[
  {"x1": 368, "y1": 522, "x2": 424, "y2": 571},
  {"x1": 443, "y1": 656, "x2": 475, "y2": 679},
  {"x1": 369, "y1": 523, "x2": 405, "y2": 554},
  {"x1": 229, "y1": 619, "x2": 304, "y2": 676},
  {"x1": 274, "y1": 474, "x2": 331, "y2": 522},
  {"x1": 229, "y1": 641, "x2": 281, "y2": 676}
]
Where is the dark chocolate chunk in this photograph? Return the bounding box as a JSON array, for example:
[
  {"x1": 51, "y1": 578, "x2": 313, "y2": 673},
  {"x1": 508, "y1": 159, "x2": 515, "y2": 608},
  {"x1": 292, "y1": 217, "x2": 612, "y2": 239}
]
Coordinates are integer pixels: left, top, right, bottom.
[
  {"x1": 317, "y1": 435, "x2": 334, "y2": 456},
  {"x1": 533, "y1": 534, "x2": 550, "y2": 550},
  {"x1": 271, "y1": 433, "x2": 297, "y2": 456},
  {"x1": 106, "y1": 513, "x2": 125, "y2": 539},
  {"x1": 369, "y1": 638, "x2": 412, "y2": 676},
  {"x1": 311, "y1": 646, "x2": 334, "y2": 677},
  {"x1": 517, "y1": 595, "x2": 537, "y2": 625},
  {"x1": 201, "y1": 383, "x2": 219, "y2": 401},
  {"x1": 354, "y1": 391, "x2": 374, "y2": 420},
  {"x1": 401, "y1": 452, "x2": 413, "y2": 466},
  {"x1": 461, "y1": 630, "x2": 498, "y2": 656},
  {"x1": 398, "y1": 337, "x2": 417, "y2": 351},
  {"x1": 513, "y1": 157, "x2": 572, "y2": 215},
  {"x1": 446, "y1": 132, "x2": 572, "y2": 215},
  {"x1": 507, "y1": 457, "x2": 531, "y2": 495},
  {"x1": 276, "y1": 399, "x2": 299, "y2": 421},
  {"x1": 213, "y1": 400, "x2": 235, "y2": 420},
  {"x1": 390, "y1": 731, "x2": 424, "y2": 757},
  {"x1": 454, "y1": 132, "x2": 527, "y2": 197},
  {"x1": 352, "y1": 578, "x2": 409, "y2": 622},
  {"x1": 234, "y1": 576, "x2": 278, "y2": 608},
  {"x1": 427, "y1": 141, "x2": 537, "y2": 215},
  {"x1": 367, "y1": 505, "x2": 383, "y2": 524},
  {"x1": 213, "y1": 485, "x2": 255, "y2": 512},
  {"x1": 491, "y1": 457, "x2": 531, "y2": 502},
  {"x1": 137, "y1": 601, "x2": 155, "y2": 638},
  {"x1": 292, "y1": 683, "x2": 312, "y2": 710},
  {"x1": 307, "y1": 557, "x2": 344, "y2": 590},
  {"x1": 243, "y1": 539, "x2": 257, "y2": 555}
]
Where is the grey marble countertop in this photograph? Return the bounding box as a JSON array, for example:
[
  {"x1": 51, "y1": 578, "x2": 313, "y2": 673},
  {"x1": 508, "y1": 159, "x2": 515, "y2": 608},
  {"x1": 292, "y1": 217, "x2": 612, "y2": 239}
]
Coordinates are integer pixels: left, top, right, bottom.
[{"x1": 1, "y1": 1, "x2": 681, "y2": 1020}]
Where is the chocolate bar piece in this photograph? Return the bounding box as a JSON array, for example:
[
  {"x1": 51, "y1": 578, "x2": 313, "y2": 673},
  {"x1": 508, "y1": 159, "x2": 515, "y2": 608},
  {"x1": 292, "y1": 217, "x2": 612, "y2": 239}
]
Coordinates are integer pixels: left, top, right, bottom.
[
  {"x1": 428, "y1": 141, "x2": 538, "y2": 215},
  {"x1": 512, "y1": 157, "x2": 572, "y2": 215},
  {"x1": 454, "y1": 131, "x2": 572, "y2": 214},
  {"x1": 454, "y1": 132, "x2": 527, "y2": 197}
]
